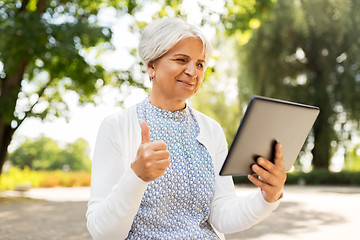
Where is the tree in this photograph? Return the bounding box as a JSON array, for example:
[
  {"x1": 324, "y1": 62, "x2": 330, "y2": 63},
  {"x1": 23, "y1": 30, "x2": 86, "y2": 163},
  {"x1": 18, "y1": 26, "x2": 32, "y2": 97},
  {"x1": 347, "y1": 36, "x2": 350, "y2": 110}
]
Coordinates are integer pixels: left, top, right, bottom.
[
  {"x1": 62, "y1": 138, "x2": 91, "y2": 171},
  {"x1": 233, "y1": 0, "x2": 360, "y2": 170},
  {"x1": 10, "y1": 135, "x2": 61, "y2": 170},
  {"x1": 190, "y1": 0, "x2": 276, "y2": 146},
  {"x1": 191, "y1": 36, "x2": 242, "y2": 146},
  {"x1": 221, "y1": 0, "x2": 275, "y2": 45},
  {"x1": 9, "y1": 135, "x2": 91, "y2": 171},
  {"x1": 344, "y1": 144, "x2": 360, "y2": 171},
  {"x1": 191, "y1": 77, "x2": 241, "y2": 146},
  {"x1": 0, "y1": 0, "x2": 279, "y2": 175},
  {"x1": 0, "y1": 0, "x2": 148, "y2": 175}
]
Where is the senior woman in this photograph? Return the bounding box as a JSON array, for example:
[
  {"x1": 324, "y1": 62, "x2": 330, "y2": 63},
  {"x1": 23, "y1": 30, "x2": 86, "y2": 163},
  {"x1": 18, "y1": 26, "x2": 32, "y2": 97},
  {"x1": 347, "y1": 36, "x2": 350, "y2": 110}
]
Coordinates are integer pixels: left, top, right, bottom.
[{"x1": 86, "y1": 17, "x2": 287, "y2": 240}]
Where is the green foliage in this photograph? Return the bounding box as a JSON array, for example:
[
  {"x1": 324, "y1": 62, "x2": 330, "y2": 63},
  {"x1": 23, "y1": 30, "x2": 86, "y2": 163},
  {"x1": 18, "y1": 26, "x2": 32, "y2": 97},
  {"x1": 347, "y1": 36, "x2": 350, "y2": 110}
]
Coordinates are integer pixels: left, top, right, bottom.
[
  {"x1": 285, "y1": 170, "x2": 360, "y2": 186},
  {"x1": 222, "y1": 0, "x2": 275, "y2": 45},
  {"x1": 0, "y1": 0, "x2": 149, "y2": 175},
  {"x1": 344, "y1": 145, "x2": 360, "y2": 171},
  {"x1": 9, "y1": 136, "x2": 61, "y2": 170},
  {"x1": 0, "y1": 0, "x2": 115, "y2": 122},
  {"x1": 0, "y1": 0, "x2": 286, "y2": 175},
  {"x1": 187, "y1": 0, "x2": 278, "y2": 147},
  {"x1": 0, "y1": 166, "x2": 91, "y2": 190},
  {"x1": 233, "y1": 170, "x2": 360, "y2": 186},
  {"x1": 0, "y1": 166, "x2": 44, "y2": 190},
  {"x1": 62, "y1": 138, "x2": 92, "y2": 171},
  {"x1": 9, "y1": 136, "x2": 91, "y2": 171},
  {"x1": 191, "y1": 77, "x2": 241, "y2": 146},
  {"x1": 230, "y1": 0, "x2": 360, "y2": 169}
]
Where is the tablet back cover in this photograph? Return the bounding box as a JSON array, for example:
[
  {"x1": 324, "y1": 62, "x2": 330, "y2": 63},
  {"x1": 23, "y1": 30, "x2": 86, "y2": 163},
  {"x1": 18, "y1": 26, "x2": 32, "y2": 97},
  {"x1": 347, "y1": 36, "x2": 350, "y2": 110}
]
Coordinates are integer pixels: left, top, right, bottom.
[{"x1": 219, "y1": 96, "x2": 320, "y2": 176}]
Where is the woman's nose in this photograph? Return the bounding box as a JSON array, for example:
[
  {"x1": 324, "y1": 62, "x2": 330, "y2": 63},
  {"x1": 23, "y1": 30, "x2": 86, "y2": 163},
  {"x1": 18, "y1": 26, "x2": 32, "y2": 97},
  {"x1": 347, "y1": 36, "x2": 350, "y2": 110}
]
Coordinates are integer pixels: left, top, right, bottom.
[{"x1": 184, "y1": 62, "x2": 197, "y2": 78}]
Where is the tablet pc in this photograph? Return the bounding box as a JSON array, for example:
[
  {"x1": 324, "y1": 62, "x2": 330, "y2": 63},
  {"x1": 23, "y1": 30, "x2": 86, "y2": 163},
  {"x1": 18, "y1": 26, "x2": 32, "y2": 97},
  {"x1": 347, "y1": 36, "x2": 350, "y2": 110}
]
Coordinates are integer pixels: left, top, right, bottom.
[{"x1": 219, "y1": 96, "x2": 320, "y2": 176}]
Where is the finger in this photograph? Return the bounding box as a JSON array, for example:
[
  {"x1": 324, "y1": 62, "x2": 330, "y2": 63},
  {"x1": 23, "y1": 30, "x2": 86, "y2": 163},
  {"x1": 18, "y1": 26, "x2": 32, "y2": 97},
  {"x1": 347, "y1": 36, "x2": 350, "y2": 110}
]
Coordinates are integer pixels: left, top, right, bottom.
[
  {"x1": 140, "y1": 120, "x2": 151, "y2": 144},
  {"x1": 248, "y1": 174, "x2": 270, "y2": 190},
  {"x1": 257, "y1": 157, "x2": 285, "y2": 181},
  {"x1": 155, "y1": 158, "x2": 171, "y2": 169},
  {"x1": 150, "y1": 149, "x2": 170, "y2": 160},
  {"x1": 252, "y1": 164, "x2": 274, "y2": 185},
  {"x1": 274, "y1": 142, "x2": 284, "y2": 167},
  {"x1": 249, "y1": 174, "x2": 283, "y2": 202},
  {"x1": 150, "y1": 140, "x2": 168, "y2": 151},
  {"x1": 256, "y1": 157, "x2": 275, "y2": 173},
  {"x1": 145, "y1": 158, "x2": 170, "y2": 171}
]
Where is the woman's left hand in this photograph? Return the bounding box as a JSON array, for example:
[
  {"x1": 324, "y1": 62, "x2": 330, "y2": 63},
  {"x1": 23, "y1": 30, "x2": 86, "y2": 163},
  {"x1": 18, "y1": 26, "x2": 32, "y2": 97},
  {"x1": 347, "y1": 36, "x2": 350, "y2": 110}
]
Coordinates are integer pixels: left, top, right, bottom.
[{"x1": 248, "y1": 143, "x2": 287, "y2": 203}]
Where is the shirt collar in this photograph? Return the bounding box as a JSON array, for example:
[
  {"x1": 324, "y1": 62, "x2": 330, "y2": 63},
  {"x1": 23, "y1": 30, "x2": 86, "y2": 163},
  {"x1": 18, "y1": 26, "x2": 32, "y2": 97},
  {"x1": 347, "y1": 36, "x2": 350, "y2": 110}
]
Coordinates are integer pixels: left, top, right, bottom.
[{"x1": 144, "y1": 96, "x2": 190, "y2": 120}]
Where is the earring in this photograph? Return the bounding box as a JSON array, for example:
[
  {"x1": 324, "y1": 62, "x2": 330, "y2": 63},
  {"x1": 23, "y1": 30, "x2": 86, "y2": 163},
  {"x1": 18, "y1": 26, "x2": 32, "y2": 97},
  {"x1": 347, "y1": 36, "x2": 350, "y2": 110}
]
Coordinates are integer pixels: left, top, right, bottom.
[{"x1": 149, "y1": 74, "x2": 155, "y2": 81}]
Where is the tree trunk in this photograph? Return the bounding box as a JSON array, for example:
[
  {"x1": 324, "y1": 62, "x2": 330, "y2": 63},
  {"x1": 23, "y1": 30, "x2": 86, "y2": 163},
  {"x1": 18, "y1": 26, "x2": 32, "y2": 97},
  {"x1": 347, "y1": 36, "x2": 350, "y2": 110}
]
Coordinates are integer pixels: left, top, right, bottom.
[
  {"x1": 0, "y1": 1, "x2": 48, "y2": 174},
  {"x1": 0, "y1": 121, "x2": 15, "y2": 175},
  {"x1": 0, "y1": 57, "x2": 29, "y2": 175},
  {"x1": 312, "y1": 105, "x2": 332, "y2": 170},
  {"x1": 305, "y1": 42, "x2": 333, "y2": 171},
  {"x1": 310, "y1": 66, "x2": 334, "y2": 170}
]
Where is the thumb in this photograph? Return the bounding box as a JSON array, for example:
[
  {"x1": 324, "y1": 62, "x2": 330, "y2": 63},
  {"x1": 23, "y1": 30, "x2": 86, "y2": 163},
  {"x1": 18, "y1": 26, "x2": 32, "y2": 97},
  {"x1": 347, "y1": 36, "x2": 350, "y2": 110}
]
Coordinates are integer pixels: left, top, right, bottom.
[{"x1": 140, "y1": 120, "x2": 151, "y2": 144}]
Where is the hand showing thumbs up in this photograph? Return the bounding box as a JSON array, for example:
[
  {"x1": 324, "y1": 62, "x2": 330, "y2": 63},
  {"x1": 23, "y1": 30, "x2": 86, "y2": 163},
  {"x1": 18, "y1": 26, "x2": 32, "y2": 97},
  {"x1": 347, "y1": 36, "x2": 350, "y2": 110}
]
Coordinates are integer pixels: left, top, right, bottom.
[{"x1": 131, "y1": 120, "x2": 170, "y2": 182}]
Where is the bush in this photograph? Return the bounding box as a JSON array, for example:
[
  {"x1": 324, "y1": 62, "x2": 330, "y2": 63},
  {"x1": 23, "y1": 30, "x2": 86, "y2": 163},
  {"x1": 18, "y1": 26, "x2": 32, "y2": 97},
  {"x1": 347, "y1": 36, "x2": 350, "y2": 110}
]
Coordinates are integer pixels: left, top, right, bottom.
[
  {"x1": 0, "y1": 167, "x2": 91, "y2": 190},
  {"x1": 0, "y1": 166, "x2": 44, "y2": 190},
  {"x1": 285, "y1": 170, "x2": 360, "y2": 185},
  {"x1": 9, "y1": 136, "x2": 91, "y2": 172},
  {"x1": 233, "y1": 170, "x2": 360, "y2": 186}
]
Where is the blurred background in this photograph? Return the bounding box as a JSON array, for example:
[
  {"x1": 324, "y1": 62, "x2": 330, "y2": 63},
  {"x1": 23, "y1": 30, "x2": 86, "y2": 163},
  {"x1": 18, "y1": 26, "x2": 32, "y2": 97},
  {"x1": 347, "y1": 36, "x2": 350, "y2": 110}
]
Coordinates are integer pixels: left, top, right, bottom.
[
  {"x1": 1, "y1": 0, "x2": 359, "y2": 188},
  {"x1": 0, "y1": 0, "x2": 360, "y2": 239}
]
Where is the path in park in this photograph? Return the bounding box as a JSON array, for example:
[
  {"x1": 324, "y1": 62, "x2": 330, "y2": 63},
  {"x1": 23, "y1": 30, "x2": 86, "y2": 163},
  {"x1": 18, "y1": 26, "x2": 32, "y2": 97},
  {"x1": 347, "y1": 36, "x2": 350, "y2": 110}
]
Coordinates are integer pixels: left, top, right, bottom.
[{"x1": 1, "y1": 185, "x2": 360, "y2": 240}]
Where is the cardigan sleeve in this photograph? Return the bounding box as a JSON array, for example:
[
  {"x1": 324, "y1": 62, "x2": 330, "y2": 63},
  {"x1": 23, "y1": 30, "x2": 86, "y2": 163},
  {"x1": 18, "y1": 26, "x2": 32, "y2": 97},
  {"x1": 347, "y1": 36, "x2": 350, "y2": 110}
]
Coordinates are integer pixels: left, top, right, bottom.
[
  {"x1": 86, "y1": 113, "x2": 148, "y2": 240},
  {"x1": 209, "y1": 122, "x2": 280, "y2": 234}
]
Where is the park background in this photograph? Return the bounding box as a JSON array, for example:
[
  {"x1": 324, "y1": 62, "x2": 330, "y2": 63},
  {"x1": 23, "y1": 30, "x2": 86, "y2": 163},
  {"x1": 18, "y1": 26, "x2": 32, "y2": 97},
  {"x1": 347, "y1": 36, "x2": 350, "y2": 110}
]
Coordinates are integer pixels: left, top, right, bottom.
[
  {"x1": 1, "y1": 0, "x2": 360, "y2": 188},
  {"x1": 0, "y1": 0, "x2": 360, "y2": 239}
]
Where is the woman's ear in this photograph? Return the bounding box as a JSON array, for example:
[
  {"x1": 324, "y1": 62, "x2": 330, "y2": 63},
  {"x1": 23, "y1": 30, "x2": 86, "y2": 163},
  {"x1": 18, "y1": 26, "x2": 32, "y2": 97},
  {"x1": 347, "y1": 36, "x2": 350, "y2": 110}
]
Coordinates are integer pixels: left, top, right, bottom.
[
  {"x1": 147, "y1": 61, "x2": 155, "y2": 80},
  {"x1": 147, "y1": 60, "x2": 155, "y2": 69}
]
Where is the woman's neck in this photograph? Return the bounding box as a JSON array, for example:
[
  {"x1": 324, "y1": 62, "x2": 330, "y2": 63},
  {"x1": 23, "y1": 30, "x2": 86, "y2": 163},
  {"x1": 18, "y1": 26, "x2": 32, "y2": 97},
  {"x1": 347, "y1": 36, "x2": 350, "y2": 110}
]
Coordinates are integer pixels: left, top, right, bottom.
[{"x1": 149, "y1": 94, "x2": 186, "y2": 112}]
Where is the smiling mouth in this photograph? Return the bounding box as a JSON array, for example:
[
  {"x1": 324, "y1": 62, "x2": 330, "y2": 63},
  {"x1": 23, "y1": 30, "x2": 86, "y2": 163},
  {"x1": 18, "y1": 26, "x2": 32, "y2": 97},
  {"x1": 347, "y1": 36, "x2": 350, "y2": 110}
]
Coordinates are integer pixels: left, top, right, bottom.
[{"x1": 177, "y1": 80, "x2": 195, "y2": 87}]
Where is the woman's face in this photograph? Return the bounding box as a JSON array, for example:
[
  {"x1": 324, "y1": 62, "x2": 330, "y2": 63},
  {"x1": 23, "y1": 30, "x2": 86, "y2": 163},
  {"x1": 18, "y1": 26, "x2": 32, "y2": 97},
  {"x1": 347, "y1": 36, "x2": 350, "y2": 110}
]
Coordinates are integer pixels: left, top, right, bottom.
[{"x1": 148, "y1": 37, "x2": 206, "y2": 110}]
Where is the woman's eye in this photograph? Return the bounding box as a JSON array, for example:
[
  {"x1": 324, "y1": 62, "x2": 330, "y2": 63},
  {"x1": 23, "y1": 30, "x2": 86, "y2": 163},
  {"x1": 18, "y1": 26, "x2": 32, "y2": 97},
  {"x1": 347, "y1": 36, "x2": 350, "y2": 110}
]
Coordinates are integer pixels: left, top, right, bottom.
[
  {"x1": 197, "y1": 63, "x2": 204, "y2": 68},
  {"x1": 176, "y1": 58, "x2": 186, "y2": 62}
]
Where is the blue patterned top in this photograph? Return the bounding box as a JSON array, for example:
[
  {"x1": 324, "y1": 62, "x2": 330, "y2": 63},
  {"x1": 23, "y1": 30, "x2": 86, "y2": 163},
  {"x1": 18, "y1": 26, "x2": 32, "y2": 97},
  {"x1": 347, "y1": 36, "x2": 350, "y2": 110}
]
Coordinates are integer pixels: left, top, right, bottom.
[{"x1": 126, "y1": 98, "x2": 218, "y2": 239}]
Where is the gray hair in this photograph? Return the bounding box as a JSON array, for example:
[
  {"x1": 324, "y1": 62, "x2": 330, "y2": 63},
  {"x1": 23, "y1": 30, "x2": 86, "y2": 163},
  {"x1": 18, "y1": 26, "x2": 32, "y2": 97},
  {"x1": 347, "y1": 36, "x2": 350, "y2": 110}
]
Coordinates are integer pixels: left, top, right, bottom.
[{"x1": 138, "y1": 17, "x2": 212, "y2": 67}]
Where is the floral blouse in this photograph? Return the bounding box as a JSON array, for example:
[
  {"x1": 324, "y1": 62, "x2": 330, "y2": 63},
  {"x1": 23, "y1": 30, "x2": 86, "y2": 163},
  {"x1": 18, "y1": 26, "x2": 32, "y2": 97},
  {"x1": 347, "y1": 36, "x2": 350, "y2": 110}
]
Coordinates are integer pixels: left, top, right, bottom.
[{"x1": 126, "y1": 98, "x2": 218, "y2": 239}]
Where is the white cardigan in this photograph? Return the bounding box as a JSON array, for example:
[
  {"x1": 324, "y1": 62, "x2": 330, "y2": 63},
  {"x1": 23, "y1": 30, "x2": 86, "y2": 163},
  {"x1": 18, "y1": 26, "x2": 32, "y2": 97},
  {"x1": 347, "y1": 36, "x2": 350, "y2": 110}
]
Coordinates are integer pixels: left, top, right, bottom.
[{"x1": 86, "y1": 105, "x2": 280, "y2": 240}]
